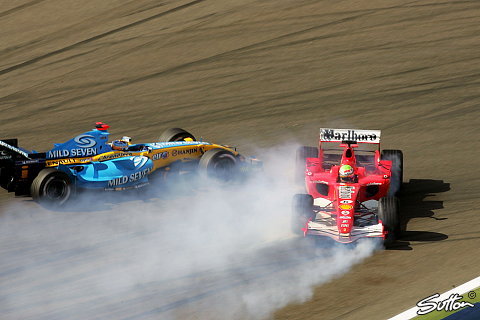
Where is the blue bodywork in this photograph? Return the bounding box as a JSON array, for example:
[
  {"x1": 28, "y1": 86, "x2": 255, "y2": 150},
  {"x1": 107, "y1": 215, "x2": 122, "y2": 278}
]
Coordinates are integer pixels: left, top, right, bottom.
[
  {"x1": 47, "y1": 129, "x2": 112, "y2": 159},
  {"x1": 59, "y1": 156, "x2": 154, "y2": 190},
  {"x1": 45, "y1": 129, "x2": 210, "y2": 190}
]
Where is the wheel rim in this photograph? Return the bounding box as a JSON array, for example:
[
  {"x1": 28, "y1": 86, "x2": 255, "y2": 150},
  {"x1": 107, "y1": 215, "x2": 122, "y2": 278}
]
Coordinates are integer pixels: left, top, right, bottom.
[
  {"x1": 44, "y1": 177, "x2": 70, "y2": 201},
  {"x1": 211, "y1": 155, "x2": 236, "y2": 181}
]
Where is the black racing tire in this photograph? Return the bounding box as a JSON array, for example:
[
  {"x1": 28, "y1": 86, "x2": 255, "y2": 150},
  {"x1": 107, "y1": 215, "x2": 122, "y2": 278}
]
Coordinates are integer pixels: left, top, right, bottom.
[
  {"x1": 31, "y1": 168, "x2": 73, "y2": 208},
  {"x1": 381, "y1": 149, "x2": 403, "y2": 196},
  {"x1": 296, "y1": 146, "x2": 318, "y2": 186},
  {"x1": 291, "y1": 193, "x2": 315, "y2": 235},
  {"x1": 199, "y1": 148, "x2": 238, "y2": 182},
  {"x1": 159, "y1": 128, "x2": 196, "y2": 142},
  {"x1": 377, "y1": 196, "x2": 400, "y2": 248}
]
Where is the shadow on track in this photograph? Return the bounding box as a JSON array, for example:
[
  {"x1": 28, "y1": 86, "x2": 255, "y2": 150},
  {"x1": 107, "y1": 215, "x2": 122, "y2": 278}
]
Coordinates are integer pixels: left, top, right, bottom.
[{"x1": 390, "y1": 179, "x2": 450, "y2": 250}]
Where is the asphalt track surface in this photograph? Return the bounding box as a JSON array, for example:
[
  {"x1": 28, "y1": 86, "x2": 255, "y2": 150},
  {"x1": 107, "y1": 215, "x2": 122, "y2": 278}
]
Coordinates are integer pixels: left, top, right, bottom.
[{"x1": 1, "y1": 1, "x2": 480, "y2": 319}]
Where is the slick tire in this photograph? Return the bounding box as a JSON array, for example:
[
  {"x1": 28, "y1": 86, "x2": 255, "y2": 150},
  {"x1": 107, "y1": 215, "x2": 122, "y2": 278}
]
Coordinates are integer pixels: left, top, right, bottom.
[
  {"x1": 159, "y1": 128, "x2": 196, "y2": 142},
  {"x1": 296, "y1": 146, "x2": 318, "y2": 187},
  {"x1": 377, "y1": 196, "x2": 400, "y2": 248},
  {"x1": 199, "y1": 148, "x2": 238, "y2": 182},
  {"x1": 31, "y1": 168, "x2": 73, "y2": 208},
  {"x1": 381, "y1": 149, "x2": 403, "y2": 196},
  {"x1": 291, "y1": 193, "x2": 315, "y2": 236}
]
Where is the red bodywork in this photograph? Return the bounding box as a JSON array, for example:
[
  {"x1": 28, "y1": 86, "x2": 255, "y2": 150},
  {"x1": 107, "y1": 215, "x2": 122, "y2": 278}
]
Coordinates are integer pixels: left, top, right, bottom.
[{"x1": 303, "y1": 141, "x2": 394, "y2": 242}]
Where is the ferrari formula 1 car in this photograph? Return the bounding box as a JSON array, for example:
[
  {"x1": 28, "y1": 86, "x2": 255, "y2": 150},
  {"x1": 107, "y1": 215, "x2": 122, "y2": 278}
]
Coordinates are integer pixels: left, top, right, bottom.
[
  {"x1": 292, "y1": 128, "x2": 403, "y2": 246},
  {"x1": 0, "y1": 122, "x2": 261, "y2": 207}
]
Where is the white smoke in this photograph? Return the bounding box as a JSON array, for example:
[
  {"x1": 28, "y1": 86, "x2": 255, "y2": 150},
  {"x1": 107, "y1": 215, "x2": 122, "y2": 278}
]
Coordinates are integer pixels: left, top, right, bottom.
[{"x1": 0, "y1": 143, "x2": 379, "y2": 320}]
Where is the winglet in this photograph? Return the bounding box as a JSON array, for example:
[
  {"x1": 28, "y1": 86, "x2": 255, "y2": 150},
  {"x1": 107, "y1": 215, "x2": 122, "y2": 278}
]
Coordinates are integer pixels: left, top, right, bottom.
[{"x1": 95, "y1": 122, "x2": 110, "y2": 131}]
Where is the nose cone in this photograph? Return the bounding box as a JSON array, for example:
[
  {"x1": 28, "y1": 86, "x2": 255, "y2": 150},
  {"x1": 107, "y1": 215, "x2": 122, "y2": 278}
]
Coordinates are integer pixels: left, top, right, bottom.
[
  {"x1": 337, "y1": 205, "x2": 354, "y2": 234},
  {"x1": 336, "y1": 188, "x2": 357, "y2": 235}
]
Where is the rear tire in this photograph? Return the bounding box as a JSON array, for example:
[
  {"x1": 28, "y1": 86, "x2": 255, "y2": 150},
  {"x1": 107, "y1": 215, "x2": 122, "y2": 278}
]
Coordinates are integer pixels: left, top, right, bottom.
[
  {"x1": 199, "y1": 148, "x2": 237, "y2": 182},
  {"x1": 377, "y1": 196, "x2": 400, "y2": 248},
  {"x1": 381, "y1": 149, "x2": 403, "y2": 196},
  {"x1": 159, "y1": 128, "x2": 196, "y2": 142},
  {"x1": 291, "y1": 194, "x2": 315, "y2": 235},
  {"x1": 296, "y1": 146, "x2": 318, "y2": 186},
  {"x1": 31, "y1": 168, "x2": 73, "y2": 208}
]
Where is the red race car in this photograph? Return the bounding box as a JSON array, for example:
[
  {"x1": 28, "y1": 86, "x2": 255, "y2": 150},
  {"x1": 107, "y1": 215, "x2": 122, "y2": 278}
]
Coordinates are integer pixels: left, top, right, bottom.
[{"x1": 292, "y1": 128, "x2": 403, "y2": 247}]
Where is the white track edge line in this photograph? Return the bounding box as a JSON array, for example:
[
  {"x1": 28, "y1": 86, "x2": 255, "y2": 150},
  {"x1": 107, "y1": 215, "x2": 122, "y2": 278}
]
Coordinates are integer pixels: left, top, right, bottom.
[{"x1": 388, "y1": 275, "x2": 480, "y2": 320}]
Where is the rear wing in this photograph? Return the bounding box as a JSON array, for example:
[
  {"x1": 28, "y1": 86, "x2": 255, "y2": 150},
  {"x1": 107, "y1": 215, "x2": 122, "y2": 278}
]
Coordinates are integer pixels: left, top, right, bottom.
[
  {"x1": 0, "y1": 139, "x2": 31, "y2": 160},
  {"x1": 320, "y1": 128, "x2": 381, "y2": 144}
]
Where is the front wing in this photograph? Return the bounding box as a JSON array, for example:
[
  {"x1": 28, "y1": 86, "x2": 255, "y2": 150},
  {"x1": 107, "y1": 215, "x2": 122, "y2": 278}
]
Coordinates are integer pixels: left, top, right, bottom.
[{"x1": 306, "y1": 219, "x2": 384, "y2": 243}]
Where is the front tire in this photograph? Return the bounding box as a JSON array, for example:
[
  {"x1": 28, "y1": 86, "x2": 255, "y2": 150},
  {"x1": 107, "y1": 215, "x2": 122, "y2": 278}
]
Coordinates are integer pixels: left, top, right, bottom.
[
  {"x1": 377, "y1": 196, "x2": 400, "y2": 248},
  {"x1": 199, "y1": 148, "x2": 238, "y2": 182},
  {"x1": 381, "y1": 149, "x2": 403, "y2": 196},
  {"x1": 291, "y1": 193, "x2": 315, "y2": 235},
  {"x1": 159, "y1": 128, "x2": 196, "y2": 142},
  {"x1": 31, "y1": 168, "x2": 73, "y2": 208}
]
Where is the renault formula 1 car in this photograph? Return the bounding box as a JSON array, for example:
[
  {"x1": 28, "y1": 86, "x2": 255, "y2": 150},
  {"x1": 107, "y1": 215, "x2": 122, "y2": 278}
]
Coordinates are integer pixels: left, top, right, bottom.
[
  {"x1": 292, "y1": 128, "x2": 403, "y2": 247},
  {"x1": 0, "y1": 123, "x2": 261, "y2": 207}
]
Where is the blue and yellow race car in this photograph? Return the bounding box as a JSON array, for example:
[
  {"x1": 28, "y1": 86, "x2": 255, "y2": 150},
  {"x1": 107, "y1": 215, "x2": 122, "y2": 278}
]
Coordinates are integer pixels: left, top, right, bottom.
[{"x1": 0, "y1": 122, "x2": 261, "y2": 207}]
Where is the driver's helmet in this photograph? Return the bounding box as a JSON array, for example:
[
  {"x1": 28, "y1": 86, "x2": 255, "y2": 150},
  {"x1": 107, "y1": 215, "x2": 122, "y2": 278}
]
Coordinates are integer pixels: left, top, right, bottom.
[
  {"x1": 112, "y1": 140, "x2": 128, "y2": 151},
  {"x1": 339, "y1": 164, "x2": 354, "y2": 182}
]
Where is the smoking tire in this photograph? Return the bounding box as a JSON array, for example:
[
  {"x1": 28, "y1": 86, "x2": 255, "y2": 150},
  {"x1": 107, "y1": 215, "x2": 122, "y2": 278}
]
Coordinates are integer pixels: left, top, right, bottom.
[
  {"x1": 291, "y1": 193, "x2": 315, "y2": 235},
  {"x1": 377, "y1": 196, "x2": 400, "y2": 248},
  {"x1": 159, "y1": 128, "x2": 196, "y2": 142},
  {"x1": 296, "y1": 146, "x2": 318, "y2": 186},
  {"x1": 381, "y1": 149, "x2": 403, "y2": 196},
  {"x1": 31, "y1": 168, "x2": 73, "y2": 208},
  {"x1": 199, "y1": 148, "x2": 238, "y2": 182}
]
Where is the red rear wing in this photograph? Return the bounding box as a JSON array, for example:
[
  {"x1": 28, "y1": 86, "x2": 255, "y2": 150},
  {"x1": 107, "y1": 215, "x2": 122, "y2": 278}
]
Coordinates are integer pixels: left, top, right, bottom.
[{"x1": 320, "y1": 128, "x2": 381, "y2": 144}]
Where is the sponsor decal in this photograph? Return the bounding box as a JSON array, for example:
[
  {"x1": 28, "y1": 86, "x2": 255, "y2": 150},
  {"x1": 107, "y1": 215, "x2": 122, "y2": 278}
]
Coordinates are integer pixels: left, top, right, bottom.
[
  {"x1": 340, "y1": 215, "x2": 352, "y2": 219},
  {"x1": 47, "y1": 134, "x2": 100, "y2": 159},
  {"x1": 48, "y1": 148, "x2": 97, "y2": 159},
  {"x1": 340, "y1": 224, "x2": 349, "y2": 228},
  {"x1": 367, "y1": 182, "x2": 382, "y2": 186},
  {"x1": 341, "y1": 219, "x2": 350, "y2": 223},
  {"x1": 339, "y1": 204, "x2": 353, "y2": 210},
  {"x1": 133, "y1": 156, "x2": 148, "y2": 168},
  {"x1": 19, "y1": 159, "x2": 42, "y2": 165},
  {"x1": 172, "y1": 148, "x2": 198, "y2": 157},
  {"x1": 0, "y1": 150, "x2": 12, "y2": 159},
  {"x1": 0, "y1": 140, "x2": 30, "y2": 159},
  {"x1": 108, "y1": 168, "x2": 151, "y2": 187},
  {"x1": 340, "y1": 200, "x2": 353, "y2": 204},
  {"x1": 51, "y1": 159, "x2": 70, "y2": 166},
  {"x1": 312, "y1": 180, "x2": 329, "y2": 184},
  {"x1": 339, "y1": 185, "x2": 355, "y2": 199},
  {"x1": 320, "y1": 128, "x2": 381, "y2": 143},
  {"x1": 416, "y1": 293, "x2": 475, "y2": 315},
  {"x1": 104, "y1": 182, "x2": 149, "y2": 191},
  {"x1": 149, "y1": 141, "x2": 207, "y2": 148},
  {"x1": 97, "y1": 152, "x2": 131, "y2": 161},
  {"x1": 152, "y1": 151, "x2": 169, "y2": 160},
  {"x1": 341, "y1": 210, "x2": 350, "y2": 215},
  {"x1": 73, "y1": 134, "x2": 97, "y2": 148},
  {"x1": 49, "y1": 157, "x2": 92, "y2": 166}
]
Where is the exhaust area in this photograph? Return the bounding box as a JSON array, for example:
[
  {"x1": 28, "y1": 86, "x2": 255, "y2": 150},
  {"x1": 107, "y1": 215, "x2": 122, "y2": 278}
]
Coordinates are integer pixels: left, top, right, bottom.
[{"x1": 0, "y1": 144, "x2": 379, "y2": 320}]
